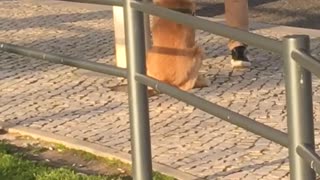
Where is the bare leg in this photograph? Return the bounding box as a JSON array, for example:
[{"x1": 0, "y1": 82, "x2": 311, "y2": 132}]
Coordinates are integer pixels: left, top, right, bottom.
[
  {"x1": 224, "y1": 0, "x2": 251, "y2": 68},
  {"x1": 225, "y1": 0, "x2": 249, "y2": 50}
]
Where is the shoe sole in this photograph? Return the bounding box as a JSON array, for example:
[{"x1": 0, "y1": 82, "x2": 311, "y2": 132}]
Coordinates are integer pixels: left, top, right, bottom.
[{"x1": 231, "y1": 59, "x2": 251, "y2": 68}]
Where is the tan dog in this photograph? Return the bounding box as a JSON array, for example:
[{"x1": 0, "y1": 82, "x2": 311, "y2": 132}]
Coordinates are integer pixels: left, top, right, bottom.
[{"x1": 146, "y1": 0, "x2": 209, "y2": 91}]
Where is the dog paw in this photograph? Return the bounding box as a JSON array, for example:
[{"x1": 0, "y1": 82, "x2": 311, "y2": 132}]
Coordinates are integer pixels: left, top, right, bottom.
[{"x1": 194, "y1": 75, "x2": 210, "y2": 88}]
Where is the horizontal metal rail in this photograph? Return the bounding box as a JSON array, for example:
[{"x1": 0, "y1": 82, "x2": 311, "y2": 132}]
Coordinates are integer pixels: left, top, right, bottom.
[
  {"x1": 291, "y1": 50, "x2": 320, "y2": 79},
  {"x1": 60, "y1": 0, "x2": 123, "y2": 6},
  {"x1": 135, "y1": 73, "x2": 289, "y2": 147},
  {"x1": 297, "y1": 144, "x2": 320, "y2": 175},
  {"x1": 0, "y1": 42, "x2": 127, "y2": 78},
  {"x1": 131, "y1": 1, "x2": 282, "y2": 54},
  {"x1": 2, "y1": 2, "x2": 318, "y2": 179}
]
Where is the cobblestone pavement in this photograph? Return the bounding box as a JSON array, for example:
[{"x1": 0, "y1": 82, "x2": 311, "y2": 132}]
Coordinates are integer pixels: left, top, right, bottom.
[{"x1": 1, "y1": 0, "x2": 320, "y2": 179}]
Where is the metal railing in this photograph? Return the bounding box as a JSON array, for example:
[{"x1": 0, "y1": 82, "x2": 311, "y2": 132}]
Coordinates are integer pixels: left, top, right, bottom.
[{"x1": 1, "y1": 0, "x2": 320, "y2": 179}]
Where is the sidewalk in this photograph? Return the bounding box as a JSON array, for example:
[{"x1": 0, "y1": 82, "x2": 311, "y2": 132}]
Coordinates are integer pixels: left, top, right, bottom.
[{"x1": 1, "y1": 0, "x2": 320, "y2": 179}]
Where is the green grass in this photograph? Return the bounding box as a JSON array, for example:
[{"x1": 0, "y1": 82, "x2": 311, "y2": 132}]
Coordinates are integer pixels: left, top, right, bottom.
[
  {"x1": 0, "y1": 141, "x2": 175, "y2": 180},
  {"x1": 53, "y1": 144, "x2": 175, "y2": 180},
  {"x1": 53, "y1": 144, "x2": 131, "y2": 171},
  {"x1": 153, "y1": 172, "x2": 175, "y2": 180},
  {"x1": 0, "y1": 142, "x2": 106, "y2": 180}
]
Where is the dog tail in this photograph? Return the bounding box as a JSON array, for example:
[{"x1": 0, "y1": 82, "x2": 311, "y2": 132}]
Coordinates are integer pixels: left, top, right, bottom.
[{"x1": 193, "y1": 46, "x2": 203, "y2": 58}]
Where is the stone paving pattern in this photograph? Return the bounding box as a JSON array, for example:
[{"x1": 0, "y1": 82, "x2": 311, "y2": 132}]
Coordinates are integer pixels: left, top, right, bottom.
[{"x1": 1, "y1": 1, "x2": 320, "y2": 179}]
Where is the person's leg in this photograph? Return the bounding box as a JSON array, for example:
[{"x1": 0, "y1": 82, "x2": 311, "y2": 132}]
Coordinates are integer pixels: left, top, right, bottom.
[{"x1": 224, "y1": 0, "x2": 251, "y2": 68}]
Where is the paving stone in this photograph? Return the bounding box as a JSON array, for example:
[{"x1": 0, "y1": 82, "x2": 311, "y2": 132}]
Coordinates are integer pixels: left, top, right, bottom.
[{"x1": 0, "y1": 1, "x2": 320, "y2": 179}]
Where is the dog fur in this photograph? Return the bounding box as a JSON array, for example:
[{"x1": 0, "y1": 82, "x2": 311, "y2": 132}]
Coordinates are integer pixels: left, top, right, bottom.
[{"x1": 146, "y1": 0, "x2": 209, "y2": 91}]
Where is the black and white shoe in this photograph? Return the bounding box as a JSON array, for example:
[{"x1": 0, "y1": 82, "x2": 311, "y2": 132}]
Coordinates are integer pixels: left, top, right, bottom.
[{"x1": 230, "y1": 46, "x2": 251, "y2": 68}]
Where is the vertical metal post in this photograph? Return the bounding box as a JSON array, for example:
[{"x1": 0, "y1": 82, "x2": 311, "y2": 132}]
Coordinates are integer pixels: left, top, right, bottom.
[
  {"x1": 123, "y1": 0, "x2": 153, "y2": 180},
  {"x1": 283, "y1": 35, "x2": 315, "y2": 180},
  {"x1": 143, "y1": 0, "x2": 151, "y2": 51}
]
